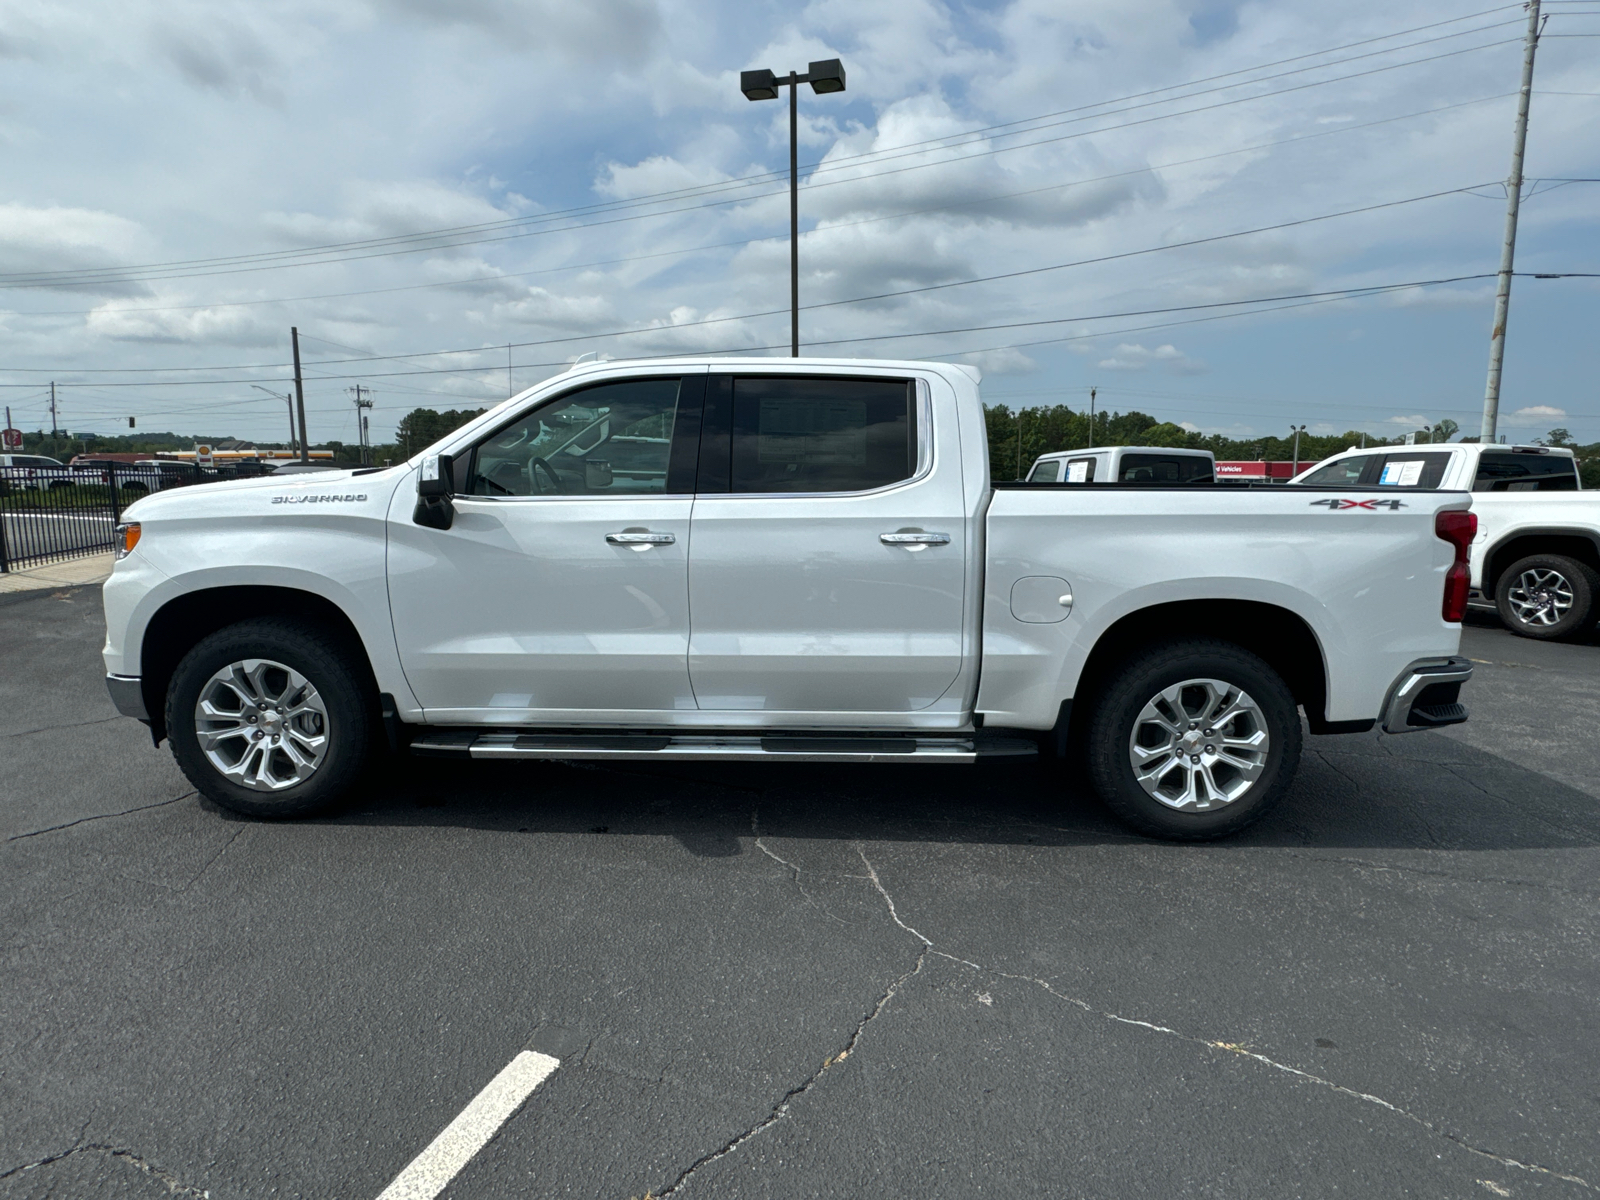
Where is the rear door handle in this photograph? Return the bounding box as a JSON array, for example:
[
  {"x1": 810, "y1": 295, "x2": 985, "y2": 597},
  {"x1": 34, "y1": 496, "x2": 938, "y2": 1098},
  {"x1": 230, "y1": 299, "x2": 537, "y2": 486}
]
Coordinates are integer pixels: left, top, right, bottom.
[
  {"x1": 606, "y1": 531, "x2": 675, "y2": 546},
  {"x1": 880, "y1": 532, "x2": 951, "y2": 546}
]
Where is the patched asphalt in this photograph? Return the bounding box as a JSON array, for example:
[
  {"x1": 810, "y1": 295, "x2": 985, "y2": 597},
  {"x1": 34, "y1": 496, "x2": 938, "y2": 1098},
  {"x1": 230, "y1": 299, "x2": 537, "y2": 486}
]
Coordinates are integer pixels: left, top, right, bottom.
[{"x1": 2, "y1": 588, "x2": 1597, "y2": 1199}]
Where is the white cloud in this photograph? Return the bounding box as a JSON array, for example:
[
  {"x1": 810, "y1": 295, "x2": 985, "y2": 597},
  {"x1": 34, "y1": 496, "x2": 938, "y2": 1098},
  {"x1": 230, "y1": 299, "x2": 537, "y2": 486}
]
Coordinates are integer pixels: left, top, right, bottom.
[
  {"x1": 1387, "y1": 414, "x2": 1429, "y2": 427},
  {"x1": 1507, "y1": 405, "x2": 1568, "y2": 423},
  {"x1": 1096, "y1": 343, "x2": 1206, "y2": 374}
]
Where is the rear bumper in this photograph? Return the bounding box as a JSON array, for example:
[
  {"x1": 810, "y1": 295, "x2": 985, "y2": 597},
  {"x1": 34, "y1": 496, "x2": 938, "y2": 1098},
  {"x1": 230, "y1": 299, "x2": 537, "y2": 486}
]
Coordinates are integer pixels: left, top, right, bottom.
[
  {"x1": 105, "y1": 674, "x2": 147, "y2": 721},
  {"x1": 1380, "y1": 657, "x2": 1472, "y2": 734}
]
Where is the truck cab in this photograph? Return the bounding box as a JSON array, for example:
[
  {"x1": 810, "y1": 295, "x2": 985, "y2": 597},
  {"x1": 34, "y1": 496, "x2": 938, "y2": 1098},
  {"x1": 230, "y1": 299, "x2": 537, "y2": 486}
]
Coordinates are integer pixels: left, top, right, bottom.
[{"x1": 1027, "y1": 445, "x2": 1214, "y2": 484}]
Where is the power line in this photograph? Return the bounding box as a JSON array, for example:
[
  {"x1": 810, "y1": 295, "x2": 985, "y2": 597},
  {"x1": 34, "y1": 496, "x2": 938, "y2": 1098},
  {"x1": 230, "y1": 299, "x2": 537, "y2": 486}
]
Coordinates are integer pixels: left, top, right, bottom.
[
  {"x1": 0, "y1": 28, "x2": 1524, "y2": 291},
  {"x1": 1, "y1": 92, "x2": 1517, "y2": 322},
  {"x1": 0, "y1": 182, "x2": 1499, "y2": 382}
]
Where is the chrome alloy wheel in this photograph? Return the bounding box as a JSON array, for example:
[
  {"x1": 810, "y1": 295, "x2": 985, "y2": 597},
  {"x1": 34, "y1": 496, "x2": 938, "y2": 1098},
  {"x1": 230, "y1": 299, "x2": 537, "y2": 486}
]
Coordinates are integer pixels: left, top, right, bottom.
[
  {"x1": 193, "y1": 659, "x2": 330, "y2": 790},
  {"x1": 1128, "y1": 678, "x2": 1270, "y2": 811},
  {"x1": 1506, "y1": 568, "x2": 1575, "y2": 628}
]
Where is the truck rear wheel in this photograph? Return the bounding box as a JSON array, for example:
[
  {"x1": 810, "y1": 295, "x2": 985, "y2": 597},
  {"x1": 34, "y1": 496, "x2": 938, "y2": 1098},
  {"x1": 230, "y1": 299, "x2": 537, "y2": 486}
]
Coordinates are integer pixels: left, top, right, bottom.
[
  {"x1": 1494, "y1": 554, "x2": 1599, "y2": 640},
  {"x1": 166, "y1": 618, "x2": 375, "y2": 818},
  {"x1": 1086, "y1": 639, "x2": 1301, "y2": 840}
]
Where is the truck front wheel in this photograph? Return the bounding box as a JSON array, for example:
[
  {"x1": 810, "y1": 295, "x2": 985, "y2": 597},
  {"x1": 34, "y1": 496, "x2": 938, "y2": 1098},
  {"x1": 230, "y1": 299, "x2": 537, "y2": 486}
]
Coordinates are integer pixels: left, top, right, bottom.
[
  {"x1": 1494, "y1": 554, "x2": 1599, "y2": 640},
  {"x1": 1086, "y1": 640, "x2": 1302, "y2": 840},
  {"x1": 166, "y1": 618, "x2": 375, "y2": 818}
]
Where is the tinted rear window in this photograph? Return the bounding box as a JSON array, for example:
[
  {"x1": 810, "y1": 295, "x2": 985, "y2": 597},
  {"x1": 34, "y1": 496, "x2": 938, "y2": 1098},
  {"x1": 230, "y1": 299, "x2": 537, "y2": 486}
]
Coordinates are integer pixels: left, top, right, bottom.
[
  {"x1": 1117, "y1": 454, "x2": 1211, "y2": 483},
  {"x1": 731, "y1": 377, "x2": 915, "y2": 494},
  {"x1": 1473, "y1": 451, "x2": 1578, "y2": 492},
  {"x1": 1298, "y1": 455, "x2": 1376, "y2": 486},
  {"x1": 1029, "y1": 460, "x2": 1060, "y2": 482}
]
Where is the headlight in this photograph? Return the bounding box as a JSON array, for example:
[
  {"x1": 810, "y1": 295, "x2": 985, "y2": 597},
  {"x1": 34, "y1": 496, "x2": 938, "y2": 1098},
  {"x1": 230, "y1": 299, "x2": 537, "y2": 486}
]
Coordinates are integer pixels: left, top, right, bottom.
[{"x1": 114, "y1": 522, "x2": 141, "y2": 559}]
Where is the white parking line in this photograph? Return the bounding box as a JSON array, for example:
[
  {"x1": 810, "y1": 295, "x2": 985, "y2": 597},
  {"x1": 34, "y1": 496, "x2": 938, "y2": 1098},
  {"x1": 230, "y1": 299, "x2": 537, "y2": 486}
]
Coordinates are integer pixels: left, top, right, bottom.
[{"x1": 375, "y1": 1049, "x2": 560, "y2": 1200}]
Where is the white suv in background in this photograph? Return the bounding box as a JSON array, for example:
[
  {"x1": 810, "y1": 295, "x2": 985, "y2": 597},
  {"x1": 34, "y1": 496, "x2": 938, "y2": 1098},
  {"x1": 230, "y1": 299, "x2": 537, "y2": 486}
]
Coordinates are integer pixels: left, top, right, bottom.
[
  {"x1": 1291, "y1": 443, "x2": 1598, "y2": 639},
  {"x1": 0, "y1": 453, "x2": 70, "y2": 491}
]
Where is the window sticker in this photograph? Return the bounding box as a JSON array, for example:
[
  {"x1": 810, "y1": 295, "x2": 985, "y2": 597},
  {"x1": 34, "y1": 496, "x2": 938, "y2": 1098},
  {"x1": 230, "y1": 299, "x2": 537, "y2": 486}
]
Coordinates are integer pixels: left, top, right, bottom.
[
  {"x1": 1380, "y1": 460, "x2": 1424, "y2": 486},
  {"x1": 1067, "y1": 460, "x2": 1089, "y2": 483}
]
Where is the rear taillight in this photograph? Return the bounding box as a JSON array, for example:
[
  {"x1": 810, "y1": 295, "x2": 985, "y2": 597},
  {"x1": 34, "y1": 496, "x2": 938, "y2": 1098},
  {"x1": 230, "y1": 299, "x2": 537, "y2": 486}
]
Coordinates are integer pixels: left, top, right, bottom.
[{"x1": 1435, "y1": 509, "x2": 1477, "y2": 622}]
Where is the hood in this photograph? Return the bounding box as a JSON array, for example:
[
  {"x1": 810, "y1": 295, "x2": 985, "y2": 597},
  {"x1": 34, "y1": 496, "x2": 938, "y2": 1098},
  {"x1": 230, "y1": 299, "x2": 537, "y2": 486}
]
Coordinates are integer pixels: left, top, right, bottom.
[{"x1": 120, "y1": 465, "x2": 399, "y2": 520}]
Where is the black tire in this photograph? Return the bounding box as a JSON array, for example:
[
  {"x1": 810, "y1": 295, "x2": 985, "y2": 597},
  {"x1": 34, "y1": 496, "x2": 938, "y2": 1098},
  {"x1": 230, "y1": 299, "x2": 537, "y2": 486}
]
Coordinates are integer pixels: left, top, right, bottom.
[
  {"x1": 1085, "y1": 639, "x2": 1302, "y2": 841},
  {"x1": 1493, "y1": 553, "x2": 1599, "y2": 640},
  {"x1": 166, "y1": 618, "x2": 375, "y2": 818}
]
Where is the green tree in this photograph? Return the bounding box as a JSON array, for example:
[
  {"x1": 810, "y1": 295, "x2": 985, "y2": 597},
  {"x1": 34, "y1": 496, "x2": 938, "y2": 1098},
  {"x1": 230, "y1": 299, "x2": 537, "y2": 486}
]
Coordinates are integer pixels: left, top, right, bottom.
[{"x1": 394, "y1": 407, "x2": 488, "y2": 458}]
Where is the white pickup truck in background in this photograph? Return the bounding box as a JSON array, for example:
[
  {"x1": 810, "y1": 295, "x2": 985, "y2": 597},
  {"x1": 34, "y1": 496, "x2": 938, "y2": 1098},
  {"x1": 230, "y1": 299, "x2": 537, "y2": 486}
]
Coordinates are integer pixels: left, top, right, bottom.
[
  {"x1": 101, "y1": 357, "x2": 1476, "y2": 840},
  {"x1": 1027, "y1": 445, "x2": 1214, "y2": 484},
  {"x1": 1290, "y1": 442, "x2": 1598, "y2": 639}
]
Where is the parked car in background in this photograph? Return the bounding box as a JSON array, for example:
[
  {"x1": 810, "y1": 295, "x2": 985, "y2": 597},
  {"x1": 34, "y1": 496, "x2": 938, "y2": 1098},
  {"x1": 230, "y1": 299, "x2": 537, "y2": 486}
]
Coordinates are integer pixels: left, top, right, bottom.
[
  {"x1": 1290, "y1": 442, "x2": 1598, "y2": 639},
  {"x1": 68, "y1": 457, "x2": 193, "y2": 497},
  {"x1": 103, "y1": 356, "x2": 1473, "y2": 841},
  {"x1": 1027, "y1": 445, "x2": 1215, "y2": 484},
  {"x1": 0, "y1": 453, "x2": 70, "y2": 491}
]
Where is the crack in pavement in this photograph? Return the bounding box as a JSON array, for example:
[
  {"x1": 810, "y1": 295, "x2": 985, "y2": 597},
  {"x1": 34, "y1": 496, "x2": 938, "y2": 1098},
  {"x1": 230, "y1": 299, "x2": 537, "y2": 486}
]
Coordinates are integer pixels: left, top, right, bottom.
[
  {"x1": 3, "y1": 794, "x2": 193, "y2": 844},
  {"x1": 1277, "y1": 849, "x2": 1600, "y2": 898},
  {"x1": 750, "y1": 808, "x2": 849, "y2": 925},
  {"x1": 852, "y1": 845, "x2": 1596, "y2": 1194},
  {"x1": 0, "y1": 1142, "x2": 210, "y2": 1197},
  {"x1": 651, "y1": 947, "x2": 928, "y2": 1197},
  {"x1": 1, "y1": 715, "x2": 122, "y2": 739}
]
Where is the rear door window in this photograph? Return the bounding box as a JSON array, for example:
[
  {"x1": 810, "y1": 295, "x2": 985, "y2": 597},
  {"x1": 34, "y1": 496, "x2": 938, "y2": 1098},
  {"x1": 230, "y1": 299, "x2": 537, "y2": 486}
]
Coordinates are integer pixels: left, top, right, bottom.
[
  {"x1": 1298, "y1": 455, "x2": 1378, "y2": 486},
  {"x1": 1375, "y1": 452, "x2": 1451, "y2": 488},
  {"x1": 1064, "y1": 457, "x2": 1096, "y2": 482},
  {"x1": 1473, "y1": 451, "x2": 1579, "y2": 492},
  {"x1": 729, "y1": 376, "x2": 915, "y2": 494},
  {"x1": 1117, "y1": 454, "x2": 1211, "y2": 483}
]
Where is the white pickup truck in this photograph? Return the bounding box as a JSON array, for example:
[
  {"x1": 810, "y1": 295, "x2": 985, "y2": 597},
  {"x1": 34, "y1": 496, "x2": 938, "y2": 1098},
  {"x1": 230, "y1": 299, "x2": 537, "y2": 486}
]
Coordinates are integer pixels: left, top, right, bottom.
[
  {"x1": 1290, "y1": 442, "x2": 1598, "y2": 639},
  {"x1": 101, "y1": 357, "x2": 1476, "y2": 840}
]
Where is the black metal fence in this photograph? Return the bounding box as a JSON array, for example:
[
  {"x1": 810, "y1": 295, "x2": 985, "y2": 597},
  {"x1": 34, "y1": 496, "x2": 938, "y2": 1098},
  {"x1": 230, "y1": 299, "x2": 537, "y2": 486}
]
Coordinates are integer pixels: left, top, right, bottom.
[{"x1": 0, "y1": 461, "x2": 274, "y2": 574}]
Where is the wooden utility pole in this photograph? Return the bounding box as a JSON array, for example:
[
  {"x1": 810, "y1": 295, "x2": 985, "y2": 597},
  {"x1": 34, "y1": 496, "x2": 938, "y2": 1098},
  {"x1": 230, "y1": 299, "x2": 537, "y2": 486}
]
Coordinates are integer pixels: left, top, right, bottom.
[
  {"x1": 1480, "y1": 0, "x2": 1543, "y2": 443},
  {"x1": 291, "y1": 327, "x2": 310, "y2": 463}
]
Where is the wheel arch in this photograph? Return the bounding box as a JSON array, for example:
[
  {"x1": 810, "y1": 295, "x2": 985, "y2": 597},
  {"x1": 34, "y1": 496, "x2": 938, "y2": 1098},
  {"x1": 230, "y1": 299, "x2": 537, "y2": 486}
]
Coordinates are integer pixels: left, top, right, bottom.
[
  {"x1": 140, "y1": 585, "x2": 379, "y2": 744},
  {"x1": 1483, "y1": 529, "x2": 1600, "y2": 597},
  {"x1": 1067, "y1": 599, "x2": 1336, "y2": 741}
]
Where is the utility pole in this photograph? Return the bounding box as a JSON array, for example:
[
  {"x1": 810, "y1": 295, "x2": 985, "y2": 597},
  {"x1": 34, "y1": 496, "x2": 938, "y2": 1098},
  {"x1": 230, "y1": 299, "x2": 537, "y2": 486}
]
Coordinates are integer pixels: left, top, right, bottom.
[
  {"x1": 49, "y1": 382, "x2": 59, "y2": 436},
  {"x1": 1087, "y1": 386, "x2": 1097, "y2": 448},
  {"x1": 1015, "y1": 409, "x2": 1024, "y2": 480},
  {"x1": 1480, "y1": 0, "x2": 1543, "y2": 444},
  {"x1": 291, "y1": 327, "x2": 310, "y2": 463},
  {"x1": 508, "y1": 345, "x2": 514, "y2": 399},
  {"x1": 1290, "y1": 424, "x2": 1306, "y2": 474},
  {"x1": 348, "y1": 384, "x2": 374, "y2": 465}
]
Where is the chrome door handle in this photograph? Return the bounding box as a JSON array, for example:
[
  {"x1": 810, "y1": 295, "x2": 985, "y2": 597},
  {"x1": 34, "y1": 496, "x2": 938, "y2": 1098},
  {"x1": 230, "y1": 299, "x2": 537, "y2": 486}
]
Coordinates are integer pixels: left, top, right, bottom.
[
  {"x1": 880, "y1": 532, "x2": 951, "y2": 546},
  {"x1": 606, "y1": 531, "x2": 675, "y2": 545}
]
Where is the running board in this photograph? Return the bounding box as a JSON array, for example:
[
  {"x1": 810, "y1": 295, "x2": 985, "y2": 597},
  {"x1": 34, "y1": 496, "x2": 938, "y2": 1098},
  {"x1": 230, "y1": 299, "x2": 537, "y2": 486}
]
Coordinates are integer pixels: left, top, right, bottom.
[{"x1": 410, "y1": 730, "x2": 1037, "y2": 764}]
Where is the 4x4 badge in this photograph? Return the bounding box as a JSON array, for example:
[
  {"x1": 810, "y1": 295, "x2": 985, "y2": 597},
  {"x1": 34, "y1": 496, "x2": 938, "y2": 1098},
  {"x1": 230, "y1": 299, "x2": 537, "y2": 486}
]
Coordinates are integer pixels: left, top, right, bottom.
[{"x1": 1309, "y1": 498, "x2": 1406, "y2": 511}]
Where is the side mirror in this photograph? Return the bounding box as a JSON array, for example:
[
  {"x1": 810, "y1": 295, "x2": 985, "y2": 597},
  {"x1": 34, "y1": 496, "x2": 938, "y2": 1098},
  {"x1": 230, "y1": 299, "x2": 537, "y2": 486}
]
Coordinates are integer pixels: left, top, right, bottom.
[
  {"x1": 417, "y1": 453, "x2": 453, "y2": 497},
  {"x1": 414, "y1": 452, "x2": 455, "y2": 529}
]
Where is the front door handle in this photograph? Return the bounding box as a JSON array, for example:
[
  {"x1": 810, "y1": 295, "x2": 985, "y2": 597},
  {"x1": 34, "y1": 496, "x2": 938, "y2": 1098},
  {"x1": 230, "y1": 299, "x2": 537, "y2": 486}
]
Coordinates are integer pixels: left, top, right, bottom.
[
  {"x1": 880, "y1": 531, "x2": 951, "y2": 546},
  {"x1": 607, "y1": 531, "x2": 675, "y2": 546}
]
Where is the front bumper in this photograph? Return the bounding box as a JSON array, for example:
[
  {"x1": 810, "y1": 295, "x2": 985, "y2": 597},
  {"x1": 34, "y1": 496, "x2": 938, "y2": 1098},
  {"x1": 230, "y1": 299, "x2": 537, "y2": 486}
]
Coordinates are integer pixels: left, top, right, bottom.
[
  {"x1": 106, "y1": 674, "x2": 148, "y2": 721},
  {"x1": 1380, "y1": 656, "x2": 1472, "y2": 734}
]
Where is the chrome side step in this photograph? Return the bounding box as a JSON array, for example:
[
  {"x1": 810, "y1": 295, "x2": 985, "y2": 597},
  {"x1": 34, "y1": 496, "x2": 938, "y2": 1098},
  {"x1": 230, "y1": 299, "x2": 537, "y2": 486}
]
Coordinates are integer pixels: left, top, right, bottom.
[{"x1": 410, "y1": 730, "x2": 1037, "y2": 764}]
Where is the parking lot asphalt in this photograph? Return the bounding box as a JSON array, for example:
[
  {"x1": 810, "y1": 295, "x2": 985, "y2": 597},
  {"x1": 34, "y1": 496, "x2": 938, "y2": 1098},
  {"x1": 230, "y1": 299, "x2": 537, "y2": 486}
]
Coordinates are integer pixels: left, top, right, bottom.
[{"x1": 3, "y1": 588, "x2": 1598, "y2": 1199}]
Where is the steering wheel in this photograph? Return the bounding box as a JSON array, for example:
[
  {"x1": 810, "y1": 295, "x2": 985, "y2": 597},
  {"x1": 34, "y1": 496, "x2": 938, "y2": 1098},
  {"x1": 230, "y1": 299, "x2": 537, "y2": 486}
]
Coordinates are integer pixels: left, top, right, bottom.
[{"x1": 529, "y1": 456, "x2": 562, "y2": 495}]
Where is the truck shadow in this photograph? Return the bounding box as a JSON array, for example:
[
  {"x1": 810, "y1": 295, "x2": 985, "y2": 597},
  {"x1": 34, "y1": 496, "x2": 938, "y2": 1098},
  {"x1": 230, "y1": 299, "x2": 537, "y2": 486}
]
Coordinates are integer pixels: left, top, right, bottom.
[{"x1": 314, "y1": 724, "x2": 1600, "y2": 855}]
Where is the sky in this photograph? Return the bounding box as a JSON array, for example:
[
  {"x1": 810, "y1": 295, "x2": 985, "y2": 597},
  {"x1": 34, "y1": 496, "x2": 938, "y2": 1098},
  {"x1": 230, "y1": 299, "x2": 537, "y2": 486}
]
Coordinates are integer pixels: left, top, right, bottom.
[{"x1": 0, "y1": 0, "x2": 1596, "y2": 448}]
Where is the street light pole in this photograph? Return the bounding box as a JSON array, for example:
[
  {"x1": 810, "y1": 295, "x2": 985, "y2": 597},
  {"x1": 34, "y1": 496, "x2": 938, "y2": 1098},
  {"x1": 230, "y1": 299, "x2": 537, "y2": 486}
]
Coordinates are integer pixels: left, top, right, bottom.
[
  {"x1": 1290, "y1": 424, "x2": 1306, "y2": 475},
  {"x1": 740, "y1": 59, "x2": 847, "y2": 357}
]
